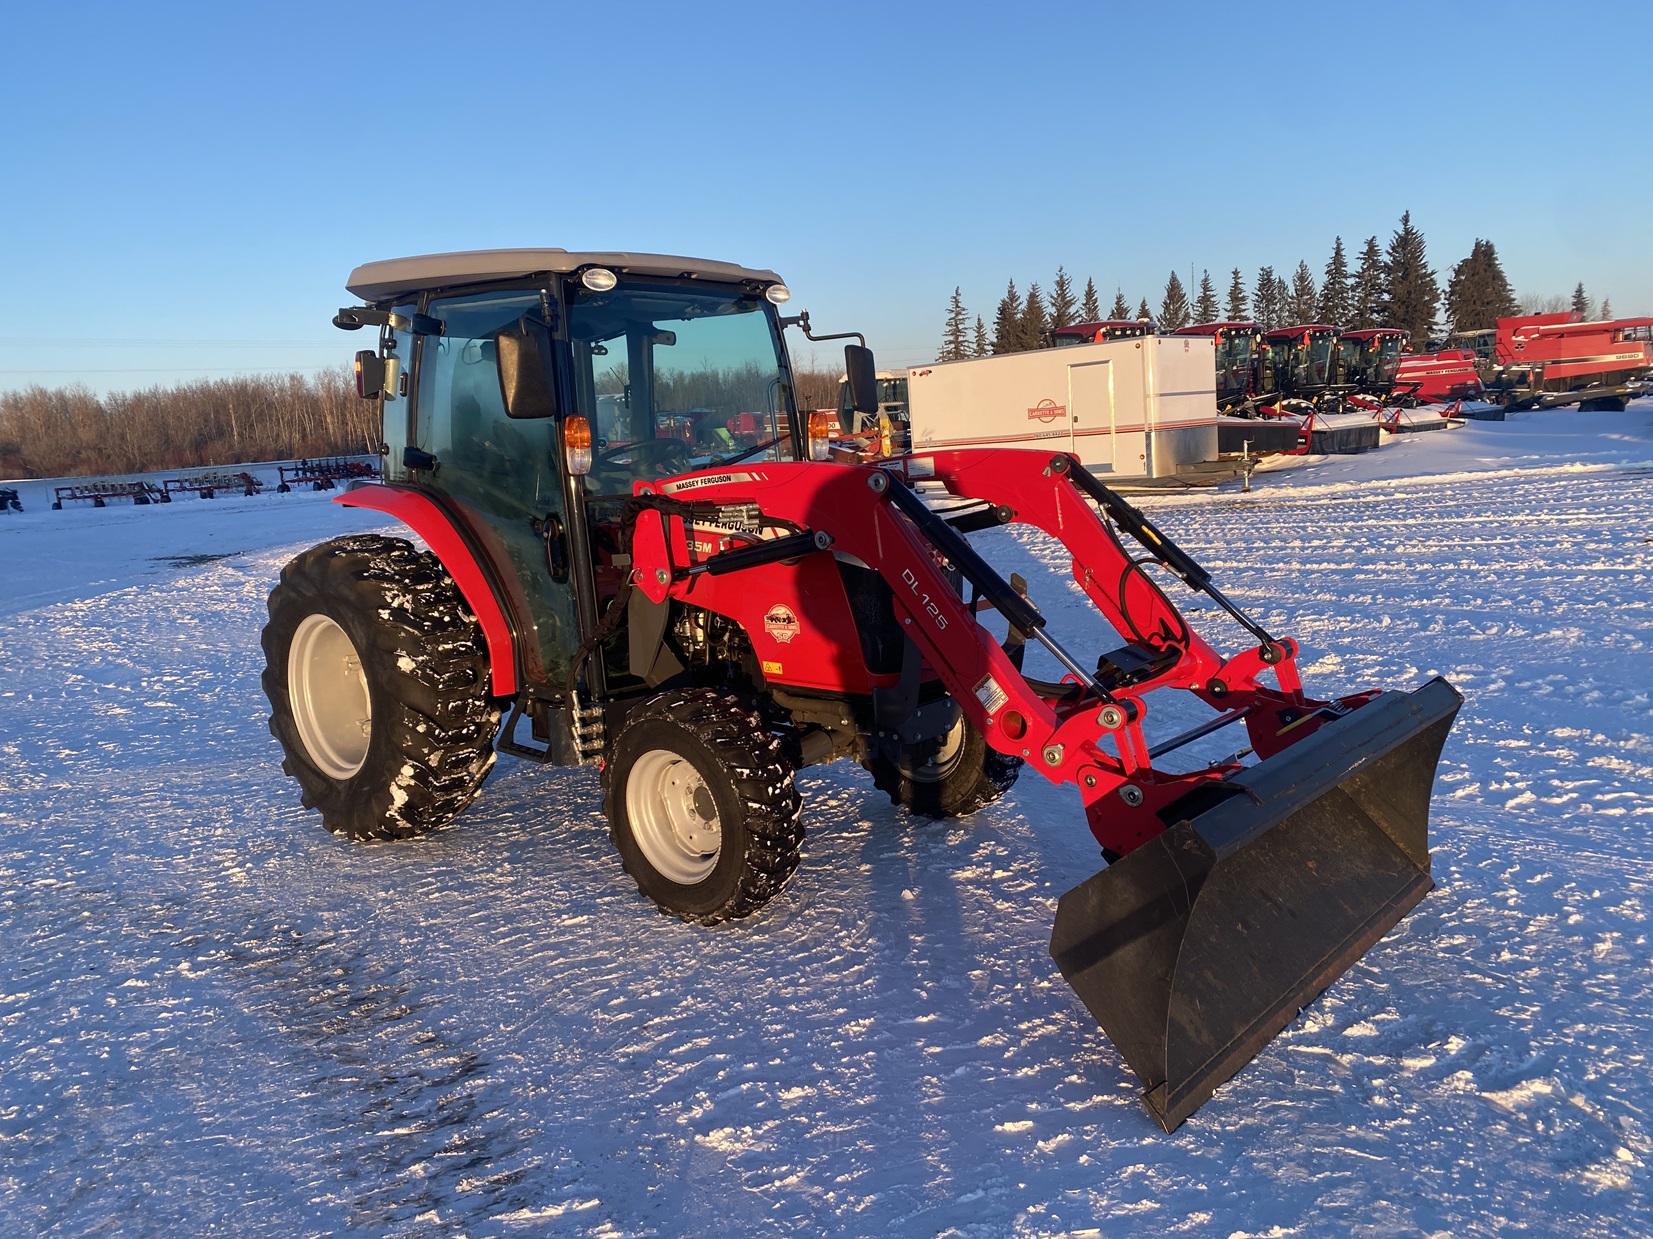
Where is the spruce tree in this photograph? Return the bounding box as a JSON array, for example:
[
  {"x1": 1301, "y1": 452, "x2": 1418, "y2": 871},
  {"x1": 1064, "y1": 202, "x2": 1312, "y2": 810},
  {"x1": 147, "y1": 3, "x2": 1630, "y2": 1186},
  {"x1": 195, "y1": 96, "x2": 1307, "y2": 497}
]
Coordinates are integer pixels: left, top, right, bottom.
[
  {"x1": 1021, "y1": 283, "x2": 1050, "y2": 348},
  {"x1": 1050, "y1": 267, "x2": 1077, "y2": 329},
  {"x1": 1158, "y1": 270, "x2": 1191, "y2": 331},
  {"x1": 1081, "y1": 277, "x2": 1101, "y2": 323},
  {"x1": 1193, "y1": 269, "x2": 1219, "y2": 324},
  {"x1": 1317, "y1": 237, "x2": 1351, "y2": 325},
  {"x1": 1136, "y1": 297, "x2": 1153, "y2": 323},
  {"x1": 1384, "y1": 210, "x2": 1440, "y2": 344},
  {"x1": 1273, "y1": 275, "x2": 1290, "y2": 326},
  {"x1": 972, "y1": 315, "x2": 988, "y2": 357},
  {"x1": 1288, "y1": 261, "x2": 1318, "y2": 324},
  {"x1": 1110, "y1": 289, "x2": 1132, "y2": 320},
  {"x1": 1445, "y1": 239, "x2": 1517, "y2": 331},
  {"x1": 992, "y1": 280, "x2": 1021, "y2": 354},
  {"x1": 1600, "y1": 298, "x2": 1612, "y2": 320},
  {"x1": 1571, "y1": 282, "x2": 1590, "y2": 317},
  {"x1": 1226, "y1": 268, "x2": 1248, "y2": 321},
  {"x1": 940, "y1": 286, "x2": 970, "y2": 361},
  {"x1": 1252, "y1": 266, "x2": 1277, "y2": 329},
  {"x1": 1350, "y1": 236, "x2": 1387, "y2": 330}
]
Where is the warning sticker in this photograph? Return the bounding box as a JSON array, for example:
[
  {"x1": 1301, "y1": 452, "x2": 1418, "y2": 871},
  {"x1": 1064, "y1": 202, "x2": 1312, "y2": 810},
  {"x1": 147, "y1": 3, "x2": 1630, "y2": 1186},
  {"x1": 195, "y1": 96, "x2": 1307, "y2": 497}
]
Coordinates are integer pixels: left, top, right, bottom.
[
  {"x1": 761, "y1": 660, "x2": 784, "y2": 676},
  {"x1": 763, "y1": 604, "x2": 800, "y2": 644},
  {"x1": 974, "y1": 674, "x2": 1008, "y2": 715}
]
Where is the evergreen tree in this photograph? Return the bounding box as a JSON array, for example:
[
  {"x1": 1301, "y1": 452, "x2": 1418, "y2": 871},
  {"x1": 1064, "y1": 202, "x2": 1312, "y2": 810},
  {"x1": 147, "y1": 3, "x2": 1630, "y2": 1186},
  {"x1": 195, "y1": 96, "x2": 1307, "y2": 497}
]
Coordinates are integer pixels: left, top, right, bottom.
[
  {"x1": 1600, "y1": 298, "x2": 1612, "y2": 320},
  {"x1": 1383, "y1": 210, "x2": 1440, "y2": 344},
  {"x1": 1287, "y1": 261, "x2": 1318, "y2": 324},
  {"x1": 1273, "y1": 275, "x2": 1290, "y2": 326},
  {"x1": 1350, "y1": 236, "x2": 1387, "y2": 330},
  {"x1": 1193, "y1": 269, "x2": 1219, "y2": 324},
  {"x1": 1226, "y1": 267, "x2": 1248, "y2": 321},
  {"x1": 1444, "y1": 239, "x2": 1517, "y2": 331},
  {"x1": 1050, "y1": 267, "x2": 1077, "y2": 329},
  {"x1": 1021, "y1": 283, "x2": 1050, "y2": 348},
  {"x1": 992, "y1": 279, "x2": 1021, "y2": 354},
  {"x1": 1317, "y1": 236, "x2": 1351, "y2": 325},
  {"x1": 1571, "y1": 282, "x2": 1591, "y2": 317},
  {"x1": 939, "y1": 286, "x2": 970, "y2": 361},
  {"x1": 972, "y1": 315, "x2": 989, "y2": 357},
  {"x1": 1109, "y1": 289, "x2": 1132, "y2": 320},
  {"x1": 1135, "y1": 297, "x2": 1153, "y2": 323},
  {"x1": 1081, "y1": 277, "x2": 1101, "y2": 322},
  {"x1": 1252, "y1": 266, "x2": 1278, "y2": 329},
  {"x1": 1159, "y1": 270, "x2": 1191, "y2": 331}
]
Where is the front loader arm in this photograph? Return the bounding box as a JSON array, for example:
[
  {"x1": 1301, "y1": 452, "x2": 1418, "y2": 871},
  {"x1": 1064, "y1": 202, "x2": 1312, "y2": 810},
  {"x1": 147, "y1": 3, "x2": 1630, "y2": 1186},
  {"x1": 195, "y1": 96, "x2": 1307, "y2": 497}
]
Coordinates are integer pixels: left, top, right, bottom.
[{"x1": 628, "y1": 450, "x2": 1326, "y2": 857}]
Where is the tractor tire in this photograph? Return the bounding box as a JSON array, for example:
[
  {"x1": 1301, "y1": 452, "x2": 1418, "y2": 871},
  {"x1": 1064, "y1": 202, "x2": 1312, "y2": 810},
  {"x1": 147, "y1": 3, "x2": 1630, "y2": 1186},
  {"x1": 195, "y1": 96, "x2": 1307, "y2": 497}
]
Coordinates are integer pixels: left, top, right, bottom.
[
  {"x1": 261, "y1": 534, "x2": 500, "y2": 841},
  {"x1": 870, "y1": 712, "x2": 1021, "y2": 819},
  {"x1": 604, "y1": 688, "x2": 804, "y2": 926}
]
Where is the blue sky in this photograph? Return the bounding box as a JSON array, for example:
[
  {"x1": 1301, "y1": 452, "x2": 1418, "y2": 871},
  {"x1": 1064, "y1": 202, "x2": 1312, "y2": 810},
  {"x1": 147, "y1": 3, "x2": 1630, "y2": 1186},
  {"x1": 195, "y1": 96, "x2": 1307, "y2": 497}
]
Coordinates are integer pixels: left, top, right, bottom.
[{"x1": 1, "y1": 0, "x2": 1647, "y2": 391}]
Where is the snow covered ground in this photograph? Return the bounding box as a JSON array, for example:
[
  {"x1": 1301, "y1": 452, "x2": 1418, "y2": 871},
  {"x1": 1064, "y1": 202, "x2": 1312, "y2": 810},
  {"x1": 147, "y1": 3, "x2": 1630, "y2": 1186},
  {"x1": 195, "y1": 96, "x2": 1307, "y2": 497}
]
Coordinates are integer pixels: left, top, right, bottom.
[{"x1": 2, "y1": 408, "x2": 1652, "y2": 1237}]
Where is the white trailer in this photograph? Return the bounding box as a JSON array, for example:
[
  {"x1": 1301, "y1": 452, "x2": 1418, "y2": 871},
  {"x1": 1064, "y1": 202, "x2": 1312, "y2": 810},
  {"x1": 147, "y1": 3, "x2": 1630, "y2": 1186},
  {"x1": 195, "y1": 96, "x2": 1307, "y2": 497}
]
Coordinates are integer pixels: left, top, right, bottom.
[{"x1": 902, "y1": 336, "x2": 1219, "y2": 479}]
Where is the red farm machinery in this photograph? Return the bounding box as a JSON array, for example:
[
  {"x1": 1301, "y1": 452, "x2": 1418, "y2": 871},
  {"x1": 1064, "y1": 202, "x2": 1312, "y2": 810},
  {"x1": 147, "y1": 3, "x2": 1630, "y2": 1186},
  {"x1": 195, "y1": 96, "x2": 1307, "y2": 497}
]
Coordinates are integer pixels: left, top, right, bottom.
[
  {"x1": 1477, "y1": 311, "x2": 1653, "y2": 411},
  {"x1": 262, "y1": 249, "x2": 1462, "y2": 1131}
]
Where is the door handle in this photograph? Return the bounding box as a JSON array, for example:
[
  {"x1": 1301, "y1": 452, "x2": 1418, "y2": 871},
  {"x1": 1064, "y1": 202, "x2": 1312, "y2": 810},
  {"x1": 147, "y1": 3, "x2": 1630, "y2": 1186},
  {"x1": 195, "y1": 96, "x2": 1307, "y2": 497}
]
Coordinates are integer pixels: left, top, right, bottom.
[{"x1": 532, "y1": 513, "x2": 570, "y2": 582}]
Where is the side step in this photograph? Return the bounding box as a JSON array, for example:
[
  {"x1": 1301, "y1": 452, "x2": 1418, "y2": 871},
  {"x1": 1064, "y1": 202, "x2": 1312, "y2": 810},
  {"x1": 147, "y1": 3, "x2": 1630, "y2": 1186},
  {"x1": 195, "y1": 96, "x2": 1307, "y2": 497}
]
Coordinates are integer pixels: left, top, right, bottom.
[{"x1": 1050, "y1": 677, "x2": 1463, "y2": 1130}]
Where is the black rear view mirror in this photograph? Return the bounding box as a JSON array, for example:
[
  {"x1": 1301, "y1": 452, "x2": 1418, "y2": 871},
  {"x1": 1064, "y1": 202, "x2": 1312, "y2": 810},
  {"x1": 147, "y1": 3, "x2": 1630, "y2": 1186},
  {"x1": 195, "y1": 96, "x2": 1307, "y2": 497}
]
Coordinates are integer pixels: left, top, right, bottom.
[
  {"x1": 496, "y1": 317, "x2": 556, "y2": 419},
  {"x1": 844, "y1": 344, "x2": 878, "y2": 416}
]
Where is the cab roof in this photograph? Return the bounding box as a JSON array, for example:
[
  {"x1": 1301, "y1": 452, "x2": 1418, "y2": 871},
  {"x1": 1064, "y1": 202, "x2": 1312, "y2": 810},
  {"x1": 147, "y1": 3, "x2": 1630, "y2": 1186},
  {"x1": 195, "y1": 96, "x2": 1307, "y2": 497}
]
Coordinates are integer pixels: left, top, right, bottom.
[{"x1": 345, "y1": 248, "x2": 785, "y2": 303}]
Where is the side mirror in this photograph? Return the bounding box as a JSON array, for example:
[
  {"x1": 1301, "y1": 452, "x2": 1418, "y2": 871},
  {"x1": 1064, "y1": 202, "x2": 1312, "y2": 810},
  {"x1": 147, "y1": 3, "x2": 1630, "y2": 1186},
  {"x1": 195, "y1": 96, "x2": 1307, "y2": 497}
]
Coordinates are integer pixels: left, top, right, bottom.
[
  {"x1": 496, "y1": 317, "x2": 556, "y2": 419},
  {"x1": 844, "y1": 343, "x2": 878, "y2": 416},
  {"x1": 353, "y1": 350, "x2": 385, "y2": 399}
]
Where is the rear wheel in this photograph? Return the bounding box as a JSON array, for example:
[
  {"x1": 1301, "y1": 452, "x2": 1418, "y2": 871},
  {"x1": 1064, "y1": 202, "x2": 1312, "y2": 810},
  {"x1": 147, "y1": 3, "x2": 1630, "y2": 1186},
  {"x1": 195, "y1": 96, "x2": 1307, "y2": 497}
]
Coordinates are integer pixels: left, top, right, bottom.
[
  {"x1": 604, "y1": 688, "x2": 804, "y2": 925},
  {"x1": 261, "y1": 534, "x2": 500, "y2": 840},
  {"x1": 870, "y1": 712, "x2": 1021, "y2": 818}
]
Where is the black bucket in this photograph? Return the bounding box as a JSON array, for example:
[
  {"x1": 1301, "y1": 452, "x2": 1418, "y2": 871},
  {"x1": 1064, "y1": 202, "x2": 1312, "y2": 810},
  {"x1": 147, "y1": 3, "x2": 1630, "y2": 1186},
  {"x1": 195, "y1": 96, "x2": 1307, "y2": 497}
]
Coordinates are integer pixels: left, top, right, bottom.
[{"x1": 1050, "y1": 677, "x2": 1463, "y2": 1131}]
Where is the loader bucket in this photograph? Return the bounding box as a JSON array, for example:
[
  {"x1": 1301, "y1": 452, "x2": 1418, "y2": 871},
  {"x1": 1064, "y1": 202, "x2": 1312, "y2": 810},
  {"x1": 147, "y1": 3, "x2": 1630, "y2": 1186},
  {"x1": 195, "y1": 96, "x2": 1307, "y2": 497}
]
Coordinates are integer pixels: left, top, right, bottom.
[{"x1": 1050, "y1": 677, "x2": 1462, "y2": 1131}]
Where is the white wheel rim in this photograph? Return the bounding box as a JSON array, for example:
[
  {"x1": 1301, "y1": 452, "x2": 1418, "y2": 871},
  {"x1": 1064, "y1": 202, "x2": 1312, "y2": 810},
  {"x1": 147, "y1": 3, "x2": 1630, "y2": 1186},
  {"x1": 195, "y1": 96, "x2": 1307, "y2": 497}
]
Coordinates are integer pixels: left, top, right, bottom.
[
  {"x1": 288, "y1": 612, "x2": 372, "y2": 779},
  {"x1": 909, "y1": 715, "x2": 967, "y2": 783},
  {"x1": 626, "y1": 749, "x2": 721, "y2": 884}
]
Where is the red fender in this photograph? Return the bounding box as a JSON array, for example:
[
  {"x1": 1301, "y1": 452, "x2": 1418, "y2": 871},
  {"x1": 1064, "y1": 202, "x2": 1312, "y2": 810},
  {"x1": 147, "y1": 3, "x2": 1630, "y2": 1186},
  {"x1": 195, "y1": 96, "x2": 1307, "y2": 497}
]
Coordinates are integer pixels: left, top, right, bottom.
[{"x1": 334, "y1": 484, "x2": 518, "y2": 696}]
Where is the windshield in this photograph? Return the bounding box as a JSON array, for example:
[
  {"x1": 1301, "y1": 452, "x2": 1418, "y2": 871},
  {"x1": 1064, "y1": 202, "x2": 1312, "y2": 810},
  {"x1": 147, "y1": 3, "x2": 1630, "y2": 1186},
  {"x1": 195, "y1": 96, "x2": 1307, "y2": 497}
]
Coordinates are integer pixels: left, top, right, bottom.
[
  {"x1": 1214, "y1": 334, "x2": 1254, "y2": 396},
  {"x1": 568, "y1": 280, "x2": 795, "y2": 491},
  {"x1": 1305, "y1": 334, "x2": 1334, "y2": 386}
]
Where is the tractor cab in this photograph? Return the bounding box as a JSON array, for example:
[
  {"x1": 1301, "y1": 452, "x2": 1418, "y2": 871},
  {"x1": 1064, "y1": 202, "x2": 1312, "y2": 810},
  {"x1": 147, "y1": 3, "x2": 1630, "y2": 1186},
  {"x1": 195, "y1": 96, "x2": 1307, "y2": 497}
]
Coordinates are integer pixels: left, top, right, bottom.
[
  {"x1": 335, "y1": 251, "x2": 813, "y2": 699},
  {"x1": 1173, "y1": 321, "x2": 1267, "y2": 409},
  {"x1": 1264, "y1": 324, "x2": 1345, "y2": 398},
  {"x1": 1337, "y1": 328, "x2": 1408, "y2": 396},
  {"x1": 1052, "y1": 320, "x2": 1155, "y2": 346}
]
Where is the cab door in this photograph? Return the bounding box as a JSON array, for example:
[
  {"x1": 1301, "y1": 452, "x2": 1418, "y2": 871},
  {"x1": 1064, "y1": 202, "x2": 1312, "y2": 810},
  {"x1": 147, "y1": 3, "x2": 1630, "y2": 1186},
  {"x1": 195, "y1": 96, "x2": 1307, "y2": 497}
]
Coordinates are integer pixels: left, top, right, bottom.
[{"x1": 414, "y1": 288, "x2": 580, "y2": 687}]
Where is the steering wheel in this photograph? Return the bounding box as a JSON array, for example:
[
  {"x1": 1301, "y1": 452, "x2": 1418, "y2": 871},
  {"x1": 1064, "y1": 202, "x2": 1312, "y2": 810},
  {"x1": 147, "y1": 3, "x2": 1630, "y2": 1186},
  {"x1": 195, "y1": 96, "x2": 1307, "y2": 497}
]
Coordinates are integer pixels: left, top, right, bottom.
[{"x1": 592, "y1": 437, "x2": 694, "y2": 485}]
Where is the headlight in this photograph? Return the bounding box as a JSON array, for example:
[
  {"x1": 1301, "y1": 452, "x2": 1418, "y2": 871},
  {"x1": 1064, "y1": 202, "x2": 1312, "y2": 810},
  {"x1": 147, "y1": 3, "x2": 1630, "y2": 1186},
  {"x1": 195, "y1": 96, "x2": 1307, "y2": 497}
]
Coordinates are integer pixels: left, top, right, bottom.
[{"x1": 765, "y1": 283, "x2": 791, "y2": 305}]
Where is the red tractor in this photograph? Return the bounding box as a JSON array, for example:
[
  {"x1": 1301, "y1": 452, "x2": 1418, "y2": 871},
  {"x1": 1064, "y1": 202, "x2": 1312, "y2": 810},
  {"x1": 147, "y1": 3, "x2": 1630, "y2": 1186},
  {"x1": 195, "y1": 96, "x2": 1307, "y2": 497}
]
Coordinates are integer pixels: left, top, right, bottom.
[
  {"x1": 1338, "y1": 328, "x2": 1409, "y2": 399},
  {"x1": 265, "y1": 249, "x2": 1460, "y2": 1131}
]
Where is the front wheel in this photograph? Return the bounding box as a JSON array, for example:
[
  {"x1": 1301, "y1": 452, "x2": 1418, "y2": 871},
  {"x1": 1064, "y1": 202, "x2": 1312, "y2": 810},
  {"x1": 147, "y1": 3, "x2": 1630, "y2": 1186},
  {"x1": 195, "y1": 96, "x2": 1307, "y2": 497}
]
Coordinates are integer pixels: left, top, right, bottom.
[
  {"x1": 870, "y1": 711, "x2": 1022, "y2": 818},
  {"x1": 604, "y1": 689, "x2": 804, "y2": 925},
  {"x1": 261, "y1": 534, "x2": 500, "y2": 840}
]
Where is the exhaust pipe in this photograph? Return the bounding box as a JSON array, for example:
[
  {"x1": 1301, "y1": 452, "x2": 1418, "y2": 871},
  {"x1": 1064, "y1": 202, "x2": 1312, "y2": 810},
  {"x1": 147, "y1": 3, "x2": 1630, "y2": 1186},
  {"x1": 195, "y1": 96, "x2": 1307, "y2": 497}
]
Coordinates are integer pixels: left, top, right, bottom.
[{"x1": 1050, "y1": 677, "x2": 1462, "y2": 1131}]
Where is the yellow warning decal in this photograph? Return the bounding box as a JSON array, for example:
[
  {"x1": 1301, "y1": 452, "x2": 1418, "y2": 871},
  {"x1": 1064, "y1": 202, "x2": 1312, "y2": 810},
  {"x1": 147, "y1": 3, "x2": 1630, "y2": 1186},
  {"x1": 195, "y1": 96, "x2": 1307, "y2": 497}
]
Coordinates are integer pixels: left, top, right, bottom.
[{"x1": 762, "y1": 660, "x2": 784, "y2": 676}]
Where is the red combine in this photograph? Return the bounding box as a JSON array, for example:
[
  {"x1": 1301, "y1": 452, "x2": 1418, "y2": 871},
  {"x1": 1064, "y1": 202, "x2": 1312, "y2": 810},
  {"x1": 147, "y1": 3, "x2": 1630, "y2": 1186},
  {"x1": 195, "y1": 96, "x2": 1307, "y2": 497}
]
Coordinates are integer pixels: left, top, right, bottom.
[
  {"x1": 1052, "y1": 320, "x2": 1156, "y2": 346},
  {"x1": 1338, "y1": 328, "x2": 1408, "y2": 398},
  {"x1": 1173, "y1": 322, "x2": 1269, "y2": 411},
  {"x1": 1482, "y1": 312, "x2": 1653, "y2": 411},
  {"x1": 1393, "y1": 349, "x2": 1485, "y2": 404}
]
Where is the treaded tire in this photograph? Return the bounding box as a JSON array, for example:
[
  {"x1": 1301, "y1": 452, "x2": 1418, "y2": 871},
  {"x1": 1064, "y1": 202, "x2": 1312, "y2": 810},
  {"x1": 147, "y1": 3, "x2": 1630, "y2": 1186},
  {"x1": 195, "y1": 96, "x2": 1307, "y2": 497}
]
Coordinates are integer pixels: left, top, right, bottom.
[
  {"x1": 261, "y1": 534, "x2": 500, "y2": 840},
  {"x1": 604, "y1": 688, "x2": 804, "y2": 925},
  {"x1": 870, "y1": 712, "x2": 1022, "y2": 819}
]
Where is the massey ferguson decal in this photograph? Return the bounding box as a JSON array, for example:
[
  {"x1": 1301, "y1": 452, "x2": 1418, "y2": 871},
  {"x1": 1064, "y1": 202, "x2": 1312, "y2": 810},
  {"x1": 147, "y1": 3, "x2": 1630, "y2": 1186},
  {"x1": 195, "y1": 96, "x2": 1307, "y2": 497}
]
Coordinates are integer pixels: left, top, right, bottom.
[
  {"x1": 659, "y1": 471, "x2": 761, "y2": 494},
  {"x1": 1028, "y1": 399, "x2": 1067, "y2": 423},
  {"x1": 763, "y1": 604, "x2": 800, "y2": 644}
]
